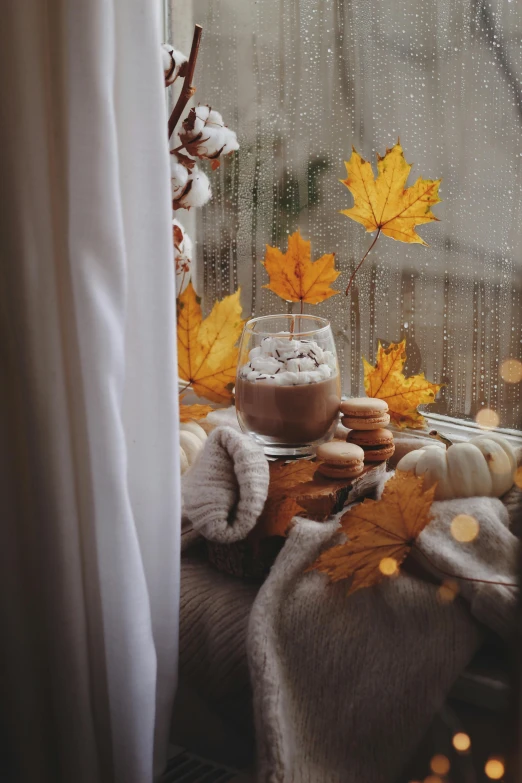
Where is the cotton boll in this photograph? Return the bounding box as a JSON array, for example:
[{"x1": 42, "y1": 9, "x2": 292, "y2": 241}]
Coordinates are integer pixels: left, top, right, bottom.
[
  {"x1": 170, "y1": 155, "x2": 190, "y2": 199},
  {"x1": 172, "y1": 160, "x2": 212, "y2": 211},
  {"x1": 173, "y1": 219, "x2": 193, "y2": 294},
  {"x1": 180, "y1": 105, "x2": 240, "y2": 162},
  {"x1": 181, "y1": 167, "x2": 211, "y2": 209},
  {"x1": 162, "y1": 43, "x2": 187, "y2": 86}
]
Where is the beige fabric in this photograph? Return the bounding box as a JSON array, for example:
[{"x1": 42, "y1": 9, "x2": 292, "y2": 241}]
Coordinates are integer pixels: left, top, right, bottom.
[
  {"x1": 179, "y1": 430, "x2": 521, "y2": 782},
  {"x1": 248, "y1": 491, "x2": 519, "y2": 783},
  {"x1": 183, "y1": 426, "x2": 270, "y2": 543}
]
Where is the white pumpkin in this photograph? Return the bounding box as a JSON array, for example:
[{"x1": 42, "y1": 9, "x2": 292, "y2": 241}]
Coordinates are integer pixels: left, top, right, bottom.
[
  {"x1": 179, "y1": 430, "x2": 204, "y2": 475},
  {"x1": 396, "y1": 433, "x2": 516, "y2": 500},
  {"x1": 179, "y1": 446, "x2": 190, "y2": 475},
  {"x1": 180, "y1": 421, "x2": 207, "y2": 443}
]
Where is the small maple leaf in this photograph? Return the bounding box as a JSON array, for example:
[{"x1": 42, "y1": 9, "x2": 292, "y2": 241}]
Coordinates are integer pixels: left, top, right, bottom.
[
  {"x1": 309, "y1": 472, "x2": 435, "y2": 595},
  {"x1": 363, "y1": 339, "x2": 442, "y2": 429},
  {"x1": 261, "y1": 229, "x2": 340, "y2": 306},
  {"x1": 341, "y1": 141, "x2": 441, "y2": 245},
  {"x1": 177, "y1": 282, "x2": 244, "y2": 404},
  {"x1": 179, "y1": 403, "x2": 213, "y2": 422},
  {"x1": 251, "y1": 459, "x2": 382, "y2": 547},
  {"x1": 252, "y1": 461, "x2": 318, "y2": 542}
]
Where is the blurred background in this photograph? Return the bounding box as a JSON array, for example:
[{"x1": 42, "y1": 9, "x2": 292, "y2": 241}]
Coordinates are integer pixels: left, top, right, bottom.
[{"x1": 170, "y1": 0, "x2": 522, "y2": 429}]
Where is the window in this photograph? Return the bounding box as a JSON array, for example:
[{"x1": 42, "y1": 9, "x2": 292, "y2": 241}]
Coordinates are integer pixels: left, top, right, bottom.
[{"x1": 173, "y1": 0, "x2": 522, "y2": 431}]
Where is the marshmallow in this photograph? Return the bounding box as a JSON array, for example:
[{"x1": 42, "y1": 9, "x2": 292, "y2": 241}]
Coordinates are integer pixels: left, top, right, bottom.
[
  {"x1": 297, "y1": 357, "x2": 315, "y2": 372},
  {"x1": 239, "y1": 337, "x2": 337, "y2": 387}
]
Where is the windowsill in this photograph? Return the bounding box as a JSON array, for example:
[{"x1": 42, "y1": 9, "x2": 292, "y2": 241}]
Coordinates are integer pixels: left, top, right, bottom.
[{"x1": 390, "y1": 412, "x2": 522, "y2": 446}]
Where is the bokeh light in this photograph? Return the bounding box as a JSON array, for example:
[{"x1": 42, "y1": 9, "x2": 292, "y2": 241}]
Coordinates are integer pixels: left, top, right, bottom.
[
  {"x1": 430, "y1": 755, "x2": 450, "y2": 775},
  {"x1": 379, "y1": 557, "x2": 398, "y2": 576},
  {"x1": 451, "y1": 514, "x2": 479, "y2": 543},
  {"x1": 484, "y1": 757, "x2": 505, "y2": 779},
  {"x1": 452, "y1": 732, "x2": 471, "y2": 752},
  {"x1": 515, "y1": 467, "x2": 522, "y2": 490},
  {"x1": 424, "y1": 776, "x2": 443, "y2": 783},
  {"x1": 437, "y1": 580, "x2": 459, "y2": 604},
  {"x1": 475, "y1": 408, "x2": 500, "y2": 429},
  {"x1": 500, "y1": 358, "x2": 522, "y2": 384}
]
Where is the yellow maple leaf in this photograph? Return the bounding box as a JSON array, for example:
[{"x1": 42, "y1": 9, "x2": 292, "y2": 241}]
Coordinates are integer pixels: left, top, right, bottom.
[
  {"x1": 261, "y1": 229, "x2": 340, "y2": 306},
  {"x1": 177, "y1": 282, "x2": 244, "y2": 404},
  {"x1": 309, "y1": 472, "x2": 435, "y2": 595},
  {"x1": 341, "y1": 141, "x2": 441, "y2": 244},
  {"x1": 179, "y1": 403, "x2": 213, "y2": 422},
  {"x1": 363, "y1": 339, "x2": 442, "y2": 429}
]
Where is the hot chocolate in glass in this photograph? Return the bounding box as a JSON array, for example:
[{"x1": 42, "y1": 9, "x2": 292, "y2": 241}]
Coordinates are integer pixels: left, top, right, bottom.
[{"x1": 235, "y1": 315, "x2": 341, "y2": 457}]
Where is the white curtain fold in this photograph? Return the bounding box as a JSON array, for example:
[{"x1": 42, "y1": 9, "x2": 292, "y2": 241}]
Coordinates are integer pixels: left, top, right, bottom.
[{"x1": 0, "y1": 2, "x2": 180, "y2": 782}]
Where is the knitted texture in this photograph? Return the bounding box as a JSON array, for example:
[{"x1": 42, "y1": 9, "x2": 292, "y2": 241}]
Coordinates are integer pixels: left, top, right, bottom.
[
  {"x1": 247, "y1": 490, "x2": 519, "y2": 783},
  {"x1": 183, "y1": 425, "x2": 269, "y2": 543}
]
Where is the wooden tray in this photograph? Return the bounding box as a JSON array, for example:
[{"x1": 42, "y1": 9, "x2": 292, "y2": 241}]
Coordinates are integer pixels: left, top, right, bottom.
[{"x1": 207, "y1": 459, "x2": 387, "y2": 581}]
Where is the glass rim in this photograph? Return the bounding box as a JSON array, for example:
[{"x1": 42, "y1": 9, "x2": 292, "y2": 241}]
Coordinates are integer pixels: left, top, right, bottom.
[{"x1": 243, "y1": 313, "x2": 331, "y2": 338}]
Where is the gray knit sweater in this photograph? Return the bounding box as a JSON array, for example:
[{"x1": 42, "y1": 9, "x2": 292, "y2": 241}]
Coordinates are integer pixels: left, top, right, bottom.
[{"x1": 181, "y1": 427, "x2": 520, "y2": 782}]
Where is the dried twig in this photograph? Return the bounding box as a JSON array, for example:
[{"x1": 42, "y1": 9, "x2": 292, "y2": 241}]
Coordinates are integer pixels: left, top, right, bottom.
[{"x1": 168, "y1": 24, "x2": 203, "y2": 140}]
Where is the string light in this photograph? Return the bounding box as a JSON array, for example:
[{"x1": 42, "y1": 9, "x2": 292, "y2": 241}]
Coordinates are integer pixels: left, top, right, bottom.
[
  {"x1": 500, "y1": 358, "x2": 522, "y2": 384},
  {"x1": 379, "y1": 557, "x2": 398, "y2": 575},
  {"x1": 437, "y1": 580, "x2": 459, "y2": 604},
  {"x1": 452, "y1": 732, "x2": 471, "y2": 751},
  {"x1": 451, "y1": 514, "x2": 479, "y2": 543},
  {"x1": 430, "y1": 755, "x2": 450, "y2": 775},
  {"x1": 484, "y1": 757, "x2": 505, "y2": 779},
  {"x1": 475, "y1": 408, "x2": 500, "y2": 429}
]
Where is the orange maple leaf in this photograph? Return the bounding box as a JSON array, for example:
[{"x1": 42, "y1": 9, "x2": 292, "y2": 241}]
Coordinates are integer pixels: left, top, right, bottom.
[
  {"x1": 363, "y1": 339, "x2": 442, "y2": 429},
  {"x1": 179, "y1": 403, "x2": 213, "y2": 422},
  {"x1": 309, "y1": 472, "x2": 435, "y2": 595},
  {"x1": 177, "y1": 282, "x2": 244, "y2": 404},
  {"x1": 261, "y1": 229, "x2": 340, "y2": 306}
]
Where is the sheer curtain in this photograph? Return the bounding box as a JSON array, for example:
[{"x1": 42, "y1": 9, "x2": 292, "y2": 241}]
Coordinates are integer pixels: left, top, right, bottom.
[{"x1": 0, "y1": 1, "x2": 180, "y2": 782}]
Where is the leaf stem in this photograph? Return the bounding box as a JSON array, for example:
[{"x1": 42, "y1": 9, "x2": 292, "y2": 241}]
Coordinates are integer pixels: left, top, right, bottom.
[
  {"x1": 413, "y1": 547, "x2": 518, "y2": 589},
  {"x1": 345, "y1": 228, "x2": 381, "y2": 296},
  {"x1": 168, "y1": 25, "x2": 202, "y2": 140},
  {"x1": 178, "y1": 379, "x2": 192, "y2": 398}
]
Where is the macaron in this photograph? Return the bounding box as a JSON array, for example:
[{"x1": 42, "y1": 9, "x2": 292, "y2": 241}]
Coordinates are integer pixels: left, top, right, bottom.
[
  {"x1": 346, "y1": 428, "x2": 395, "y2": 462},
  {"x1": 316, "y1": 441, "x2": 365, "y2": 479},
  {"x1": 340, "y1": 397, "x2": 390, "y2": 430}
]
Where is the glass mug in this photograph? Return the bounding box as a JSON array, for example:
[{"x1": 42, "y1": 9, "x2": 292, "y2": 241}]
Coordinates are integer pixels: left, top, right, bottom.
[{"x1": 235, "y1": 314, "x2": 341, "y2": 457}]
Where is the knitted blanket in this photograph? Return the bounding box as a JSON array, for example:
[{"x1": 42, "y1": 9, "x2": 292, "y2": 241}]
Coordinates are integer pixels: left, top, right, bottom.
[
  {"x1": 181, "y1": 426, "x2": 521, "y2": 782},
  {"x1": 248, "y1": 493, "x2": 518, "y2": 783}
]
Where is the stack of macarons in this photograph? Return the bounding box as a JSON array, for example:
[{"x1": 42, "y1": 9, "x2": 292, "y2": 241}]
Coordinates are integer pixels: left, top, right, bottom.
[
  {"x1": 316, "y1": 441, "x2": 365, "y2": 480},
  {"x1": 340, "y1": 397, "x2": 395, "y2": 463}
]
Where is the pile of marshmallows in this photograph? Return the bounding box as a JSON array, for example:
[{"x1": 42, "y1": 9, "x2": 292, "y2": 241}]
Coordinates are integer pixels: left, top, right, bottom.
[
  {"x1": 238, "y1": 336, "x2": 337, "y2": 385},
  {"x1": 316, "y1": 397, "x2": 395, "y2": 480}
]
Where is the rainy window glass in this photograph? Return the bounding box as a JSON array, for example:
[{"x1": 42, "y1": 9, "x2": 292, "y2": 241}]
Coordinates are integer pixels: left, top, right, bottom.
[{"x1": 172, "y1": 0, "x2": 522, "y2": 431}]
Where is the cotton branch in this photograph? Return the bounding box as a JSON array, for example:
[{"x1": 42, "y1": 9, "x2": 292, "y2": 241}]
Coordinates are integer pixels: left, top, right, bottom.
[{"x1": 168, "y1": 24, "x2": 203, "y2": 140}]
